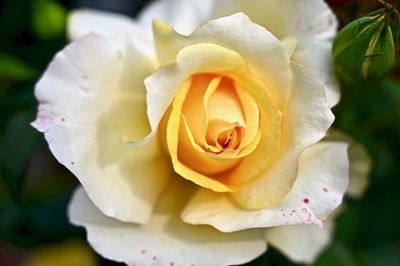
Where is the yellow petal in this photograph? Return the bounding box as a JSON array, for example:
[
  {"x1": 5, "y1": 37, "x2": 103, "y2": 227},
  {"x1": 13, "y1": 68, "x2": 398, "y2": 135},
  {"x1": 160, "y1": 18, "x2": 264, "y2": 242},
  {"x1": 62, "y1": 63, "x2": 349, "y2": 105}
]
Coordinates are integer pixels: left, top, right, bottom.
[
  {"x1": 166, "y1": 77, "x2": 234, "y2": 192},
  {"x1": 224, "y1": 72, "x2": 283, "y2": 187},
  {"x1": 179, "y1": 116, "x2": 240, "y2": 176},
  {"x1": 206, "y1": 77, "x2": 245, "y2": 127},
  {"x1": 182, "y1": 74, "x2": 220, "y2": 150},
  {"x1": 235, "y1": 85, "x2": 261, "y2": 155}
]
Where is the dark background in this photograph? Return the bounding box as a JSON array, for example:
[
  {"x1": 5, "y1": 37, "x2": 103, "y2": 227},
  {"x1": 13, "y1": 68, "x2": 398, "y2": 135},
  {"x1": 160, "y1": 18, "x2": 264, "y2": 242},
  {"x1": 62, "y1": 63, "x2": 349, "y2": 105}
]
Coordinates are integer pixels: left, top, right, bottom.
[{"x1": 0, "y1": 0, "x2": 399, "y2": 265}]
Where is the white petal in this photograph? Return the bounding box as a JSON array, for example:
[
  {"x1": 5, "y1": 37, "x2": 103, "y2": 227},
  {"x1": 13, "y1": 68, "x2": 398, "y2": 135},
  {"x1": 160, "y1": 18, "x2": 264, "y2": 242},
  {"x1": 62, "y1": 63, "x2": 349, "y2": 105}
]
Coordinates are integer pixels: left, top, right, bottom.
[
  {"x1": 293, "y1": 39, "x2": 339, "y2": 108},
  {"x1": 182, "y1": 141, "x2": 349, "y2": 232},
  {"x1": 69, "y1": 184, "x2": 267, "y2": 266},
  {"x1": 265, "y1": 216, "x2": 334, "y2": 264},
  {"x1": 325, "y1": 130, "x2": 371, "y2": 198},
  {"x1": 68, "y1": 9, "x2": 153, "y2": 56},
  {"x1": 138, "y1": 0, "x2": 215, "y2": 35},
  {"x1": 32, "y1": 34, "x2": 170, "y2": 223},
  {"x1": 213, "y1": 0, "x2": 340, "y2": 107}
]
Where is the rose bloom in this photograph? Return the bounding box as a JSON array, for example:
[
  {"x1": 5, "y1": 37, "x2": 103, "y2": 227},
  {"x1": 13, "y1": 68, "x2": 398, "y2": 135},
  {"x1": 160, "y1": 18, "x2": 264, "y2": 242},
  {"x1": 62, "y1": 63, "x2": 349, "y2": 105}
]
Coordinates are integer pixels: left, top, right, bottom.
[{"x1": 32, "y1": 0, "x2": 369, "y2": 265}]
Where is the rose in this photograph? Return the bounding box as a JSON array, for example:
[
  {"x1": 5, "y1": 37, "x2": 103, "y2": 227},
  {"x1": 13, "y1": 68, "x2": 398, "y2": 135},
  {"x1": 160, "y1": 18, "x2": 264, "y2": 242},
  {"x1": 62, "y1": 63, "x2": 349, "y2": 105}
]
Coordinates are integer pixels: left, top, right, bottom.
[{"x1": 32, "y1": 0, "x2": 364, "y2": 265}]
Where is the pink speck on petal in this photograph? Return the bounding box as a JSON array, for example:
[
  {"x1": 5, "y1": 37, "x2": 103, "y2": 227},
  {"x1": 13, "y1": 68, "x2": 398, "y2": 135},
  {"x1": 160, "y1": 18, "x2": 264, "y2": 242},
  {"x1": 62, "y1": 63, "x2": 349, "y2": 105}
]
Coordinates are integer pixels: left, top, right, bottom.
[
  {"x1": 71, "y1": 162, "x2": 75, "y2": 165},
  {"x1": 152, "y1": 256, "x2": 157, "y2": 261},
  {"x1": 301, "y1": 208, "x2": 323, "y2": 227},
  {"x1": 323, "y1": 187, "x2": 329, "y2": 192},
  {"x1": 60, "y1": 117, "x2": 66, "y2": 122},
  {"x1": 140, "y1": 249, "x2": 146, "y2": 255},
  {"x1": 170, "y1": 263, "x2": 174, "y2": 266},
  {"x1": 32, "y1": 107, "x2": 53, "y2": 132},
  {"x1": 302, "y1": 208, "x2": 312, "y2": 222},
  {"x1": 303, "y1": 198, "x2": 310, "y2": 204}
]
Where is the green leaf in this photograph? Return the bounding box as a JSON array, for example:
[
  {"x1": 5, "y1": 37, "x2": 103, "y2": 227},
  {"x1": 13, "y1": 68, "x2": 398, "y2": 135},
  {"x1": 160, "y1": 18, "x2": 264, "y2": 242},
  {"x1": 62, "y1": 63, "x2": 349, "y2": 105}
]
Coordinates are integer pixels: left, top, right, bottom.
[
  {"x1": 32, "y1": 0, "x2": 67, "y2": 40},
  {"x1": 0, "y1": 53, "x2": 39, "y2": 81}
]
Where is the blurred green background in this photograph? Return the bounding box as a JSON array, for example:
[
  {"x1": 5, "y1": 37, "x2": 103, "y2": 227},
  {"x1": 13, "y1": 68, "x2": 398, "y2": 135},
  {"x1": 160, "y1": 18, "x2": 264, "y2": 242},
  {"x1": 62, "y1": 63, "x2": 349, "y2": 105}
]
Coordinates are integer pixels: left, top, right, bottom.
[{"x1": 0, "y1": 0, "x2": 399, "y2": 265}]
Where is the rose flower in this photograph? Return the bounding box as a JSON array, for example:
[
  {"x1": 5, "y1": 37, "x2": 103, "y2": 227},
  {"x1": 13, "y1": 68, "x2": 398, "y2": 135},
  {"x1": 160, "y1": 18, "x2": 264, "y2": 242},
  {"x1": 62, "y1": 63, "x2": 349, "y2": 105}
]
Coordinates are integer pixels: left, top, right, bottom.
[{"x1": 32, "y1": 0, "x2": 367, "y2": 265}]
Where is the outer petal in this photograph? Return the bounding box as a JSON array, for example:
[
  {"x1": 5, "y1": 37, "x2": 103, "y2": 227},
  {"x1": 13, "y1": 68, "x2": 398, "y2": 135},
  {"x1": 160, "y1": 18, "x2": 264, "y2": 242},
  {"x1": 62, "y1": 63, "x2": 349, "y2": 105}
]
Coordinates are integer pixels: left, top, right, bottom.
[
  {"x1": 213, "y1": 0, "x2": 340, "y2": 107},
  {"x1": 347, "y1": 141, "x2": 371, "y2": 198},
  {"x1": 32, "y1": 34, "x2": 171, "y2": 223},
  {"x1": 325, "y1": 130, "x2": 371, "y2": 198},
  {"x1": 182, "y1": 141, "x2": 349, "y2": 232},
  {"x1": 233, "y1": 63, "x2": 334, "y2": 209},
  {"x1": 138, "y1": 0, "x2": 215, "y2": 35},
  {"x1": 68, "y1": 9, "x2": 153, "y2": 56},
  {"x1": 265, "y1": 216, "x2": 334, "y2": 264},
  {"x1": 69, "y1": 183, "x2": 267, "y2": 266}
]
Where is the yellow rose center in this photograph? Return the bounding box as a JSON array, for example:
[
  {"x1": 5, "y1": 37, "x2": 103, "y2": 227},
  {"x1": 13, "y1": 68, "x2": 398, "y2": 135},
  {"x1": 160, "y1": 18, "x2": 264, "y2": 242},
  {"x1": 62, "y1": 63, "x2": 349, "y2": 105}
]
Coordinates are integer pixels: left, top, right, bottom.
[
  {"x1": 156, "y1": 43, "x2": 282, "y2": 193},
  {"x1": 183, "y1": 74, "x2": 250, "y2": 154},
  {"x1": 176, "y1": 73, "x2": 256, "y2": 177}
]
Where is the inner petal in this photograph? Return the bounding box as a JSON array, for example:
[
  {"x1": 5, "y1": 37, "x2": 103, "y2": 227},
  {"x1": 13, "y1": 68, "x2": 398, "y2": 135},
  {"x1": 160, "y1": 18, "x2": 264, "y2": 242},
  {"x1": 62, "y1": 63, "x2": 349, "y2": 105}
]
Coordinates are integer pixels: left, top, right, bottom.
[
  {"x1": 206, "y1": 77, "x2": 245, "y2": 127},
  {"x1": 206, "y1": 120, "x2": 243, "y2": 153},
  {"x1": 182, "y1": 74, "x2": 217, "y2": 148},
  {"x1": 176, "y1": 74, "x2": 248, "y2": 177},
  {"x1": 202, "y1": 77, "x2": 246, "y2": 154},
  {"x1": 183, "y1": 74, "x2": 248, "y2": 155},
  {"x1": 167, "y1": 71, "x2": 269, "y2": 192}
]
